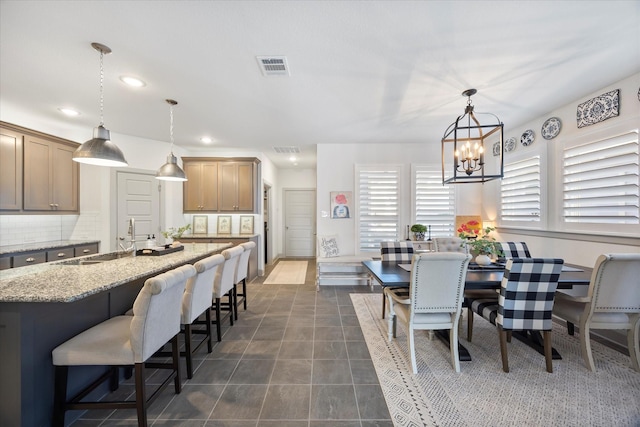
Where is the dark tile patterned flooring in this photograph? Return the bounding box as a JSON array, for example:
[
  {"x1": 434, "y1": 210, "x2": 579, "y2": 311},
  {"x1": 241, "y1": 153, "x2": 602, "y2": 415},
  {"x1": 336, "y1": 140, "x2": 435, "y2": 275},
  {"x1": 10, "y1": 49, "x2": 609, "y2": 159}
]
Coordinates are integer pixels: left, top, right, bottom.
[{"x1": 71, "y1": 258, "x2": 391, "y2": 426}]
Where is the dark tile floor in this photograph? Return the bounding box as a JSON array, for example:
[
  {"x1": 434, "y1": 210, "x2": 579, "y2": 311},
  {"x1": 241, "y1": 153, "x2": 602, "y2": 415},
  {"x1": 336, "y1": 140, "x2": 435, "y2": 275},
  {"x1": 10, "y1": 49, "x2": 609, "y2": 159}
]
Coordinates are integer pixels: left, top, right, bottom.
[{"x1": 72, "y1": 258, "x2": 392, "y2": 427}]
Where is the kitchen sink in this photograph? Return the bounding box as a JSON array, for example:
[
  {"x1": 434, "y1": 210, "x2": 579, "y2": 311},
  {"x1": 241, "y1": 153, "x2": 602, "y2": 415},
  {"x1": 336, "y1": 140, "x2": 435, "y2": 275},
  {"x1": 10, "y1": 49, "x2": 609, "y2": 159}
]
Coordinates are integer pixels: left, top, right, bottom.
[{"x1": 60, "y1": 252, "x2": 133, "y2": 265}]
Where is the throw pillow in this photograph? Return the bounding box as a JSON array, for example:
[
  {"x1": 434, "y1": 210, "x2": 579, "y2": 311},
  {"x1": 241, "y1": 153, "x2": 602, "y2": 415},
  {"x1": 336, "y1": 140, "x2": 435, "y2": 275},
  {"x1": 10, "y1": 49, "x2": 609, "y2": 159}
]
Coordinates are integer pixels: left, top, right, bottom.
[{"x1": 320, "y1": 236, "x2": 340, "y2": 258}]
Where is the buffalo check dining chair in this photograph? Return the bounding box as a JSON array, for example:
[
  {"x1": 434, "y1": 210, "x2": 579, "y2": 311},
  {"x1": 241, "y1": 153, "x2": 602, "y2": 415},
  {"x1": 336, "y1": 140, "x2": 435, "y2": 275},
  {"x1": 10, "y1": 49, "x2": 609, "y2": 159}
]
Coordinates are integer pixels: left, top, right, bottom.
[{"x1": 465, "y1": 258, "x2": 564, "y2": 373}]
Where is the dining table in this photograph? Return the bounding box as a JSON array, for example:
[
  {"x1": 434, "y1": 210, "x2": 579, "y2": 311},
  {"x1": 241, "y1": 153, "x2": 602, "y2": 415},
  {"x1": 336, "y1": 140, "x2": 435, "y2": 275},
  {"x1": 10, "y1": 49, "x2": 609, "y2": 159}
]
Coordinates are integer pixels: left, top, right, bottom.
[{"x1": 361, "y1": 259, "x2": 593, "y2": 361}]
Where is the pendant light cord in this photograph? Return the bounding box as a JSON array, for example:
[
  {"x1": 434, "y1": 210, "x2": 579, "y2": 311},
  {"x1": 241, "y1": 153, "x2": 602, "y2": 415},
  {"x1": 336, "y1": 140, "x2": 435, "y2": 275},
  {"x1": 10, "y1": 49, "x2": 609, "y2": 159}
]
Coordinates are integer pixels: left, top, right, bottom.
[
  {"x1": 169, "y1": 102, "x2": 175, "y2": 154},
  {"x1": 99, "y1": 48, "x2": 105, "y2": 127}
]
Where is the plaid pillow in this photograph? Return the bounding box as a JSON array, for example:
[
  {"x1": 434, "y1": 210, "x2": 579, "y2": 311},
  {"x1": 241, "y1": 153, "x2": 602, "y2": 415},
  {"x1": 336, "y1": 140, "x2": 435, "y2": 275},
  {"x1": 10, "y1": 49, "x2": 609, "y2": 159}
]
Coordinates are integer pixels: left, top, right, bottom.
[{"x1": 380, "y1": 241, "x2": 414, "y2": 262}]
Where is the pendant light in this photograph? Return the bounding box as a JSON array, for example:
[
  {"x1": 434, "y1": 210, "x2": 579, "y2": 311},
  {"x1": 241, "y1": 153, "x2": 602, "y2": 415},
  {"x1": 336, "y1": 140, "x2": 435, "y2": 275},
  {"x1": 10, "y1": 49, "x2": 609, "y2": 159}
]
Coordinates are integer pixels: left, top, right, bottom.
[
  {"x1": 156, "y1": 99, "x2": 187, "y2": 181},
  {"x1": 441, "y1": 89, "x2": 503, "y2": 184},
  {"x1": 73, "y1": 43, "x2": 128, "y2": 167}
]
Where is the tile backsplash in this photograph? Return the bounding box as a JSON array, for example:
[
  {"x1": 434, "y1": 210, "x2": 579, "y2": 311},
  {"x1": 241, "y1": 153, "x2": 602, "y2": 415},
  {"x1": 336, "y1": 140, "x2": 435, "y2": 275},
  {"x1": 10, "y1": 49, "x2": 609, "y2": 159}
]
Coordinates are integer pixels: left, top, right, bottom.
[{"x1": 0, "y1": 212, "x2": 101, "y2": 246}]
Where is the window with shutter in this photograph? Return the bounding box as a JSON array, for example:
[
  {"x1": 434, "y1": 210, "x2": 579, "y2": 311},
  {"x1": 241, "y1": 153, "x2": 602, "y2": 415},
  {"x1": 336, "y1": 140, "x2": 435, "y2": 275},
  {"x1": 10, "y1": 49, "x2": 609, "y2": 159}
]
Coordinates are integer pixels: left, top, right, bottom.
[
  {"x1": 501, "y1": 156, "x2": 541, "y2": 223},
  {"x1": 356, "y1": 165, "x2": 401, "y2": 252},
  {"x1": 413, "y1": 166, "x2": 456, "y2": 237},
  {"x1": 563, "y1": 131, "x2": 639, "y2": 225}
]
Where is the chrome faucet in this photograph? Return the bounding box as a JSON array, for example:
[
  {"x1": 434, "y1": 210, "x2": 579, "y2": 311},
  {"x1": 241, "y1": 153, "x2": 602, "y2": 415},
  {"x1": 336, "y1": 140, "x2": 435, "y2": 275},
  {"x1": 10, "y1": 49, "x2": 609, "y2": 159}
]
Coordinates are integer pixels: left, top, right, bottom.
[{"x1": 118, "y1": 218, "x2": 137, "y2": 256}]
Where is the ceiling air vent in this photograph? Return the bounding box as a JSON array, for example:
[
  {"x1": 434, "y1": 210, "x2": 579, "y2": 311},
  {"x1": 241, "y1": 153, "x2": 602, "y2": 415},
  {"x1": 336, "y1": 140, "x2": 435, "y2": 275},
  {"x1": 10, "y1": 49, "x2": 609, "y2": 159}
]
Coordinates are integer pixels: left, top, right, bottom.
[
  {"x1": 256, "y1": 56, "x2": 290, "y2": 76},
  {"x1": 273, "y1": 146, "x2": 300, "y2": 154}
]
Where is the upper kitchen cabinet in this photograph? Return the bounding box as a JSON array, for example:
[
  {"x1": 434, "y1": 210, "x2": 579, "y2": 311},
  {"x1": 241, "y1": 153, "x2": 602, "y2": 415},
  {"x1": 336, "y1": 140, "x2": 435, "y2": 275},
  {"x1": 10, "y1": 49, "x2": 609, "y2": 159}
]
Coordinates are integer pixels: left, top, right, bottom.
[
  {"x1": 183, "y1": 160, "x2": 218, "y2": 212},
  {"x1": 218, "y1": 160, "x2": 255, "y2": 212},
  {"x1": 0, "y1": 126, "x2": 23, "y2": 210},
  {"x1": 0, "y1": 122, "x2": 79, "y2": 213},
  {"x1": 182, "y1": 157, "x2": 260, "y2": 213}
]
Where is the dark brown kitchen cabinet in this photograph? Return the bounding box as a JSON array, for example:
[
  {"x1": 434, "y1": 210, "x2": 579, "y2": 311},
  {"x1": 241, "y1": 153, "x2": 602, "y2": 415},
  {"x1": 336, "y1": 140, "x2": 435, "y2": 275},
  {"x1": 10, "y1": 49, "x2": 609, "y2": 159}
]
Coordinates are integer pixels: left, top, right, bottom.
[
  {"x1": 182, "y1": 157, "x2": 260, "y2": 213},
  {"x1": 0, "y1": 126, "x2": 23, "y2": 210},
  {"x1": 0, "y1": 121, "x2": 79, "y2": 214}
]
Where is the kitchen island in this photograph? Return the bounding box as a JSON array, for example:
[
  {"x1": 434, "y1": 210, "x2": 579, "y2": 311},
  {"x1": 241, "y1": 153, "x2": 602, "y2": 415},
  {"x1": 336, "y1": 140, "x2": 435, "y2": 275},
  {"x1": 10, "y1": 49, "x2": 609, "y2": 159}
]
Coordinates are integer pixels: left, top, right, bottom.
[{"x1": 0, "y1": 242, "x2": 232, "y2": 427}]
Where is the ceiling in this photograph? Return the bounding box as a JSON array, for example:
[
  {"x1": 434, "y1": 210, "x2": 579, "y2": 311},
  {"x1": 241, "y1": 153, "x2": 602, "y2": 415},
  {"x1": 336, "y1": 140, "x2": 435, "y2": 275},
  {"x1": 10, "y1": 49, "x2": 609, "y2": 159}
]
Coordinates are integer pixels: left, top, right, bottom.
[{"x1": 1, "y1": 1, "x2": 639, "y2": 169}]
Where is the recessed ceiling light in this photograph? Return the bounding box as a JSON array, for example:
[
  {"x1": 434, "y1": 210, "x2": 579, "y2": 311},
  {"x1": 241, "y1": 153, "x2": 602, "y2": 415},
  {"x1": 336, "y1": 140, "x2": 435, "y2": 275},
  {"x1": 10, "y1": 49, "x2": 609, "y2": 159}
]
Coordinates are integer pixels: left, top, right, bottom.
[
  {"x1": 58, "y1": 107, "x2": 80, "y2": 116},
  {"x1": 119, "y1": 75, "x2": 146, "y2": 87},
  {"x1": 289, "y1": 156, "x2": 297, "y2": 162},
  {"x1": 200, "y1": 137, "x2": 212, "y2": 144}
]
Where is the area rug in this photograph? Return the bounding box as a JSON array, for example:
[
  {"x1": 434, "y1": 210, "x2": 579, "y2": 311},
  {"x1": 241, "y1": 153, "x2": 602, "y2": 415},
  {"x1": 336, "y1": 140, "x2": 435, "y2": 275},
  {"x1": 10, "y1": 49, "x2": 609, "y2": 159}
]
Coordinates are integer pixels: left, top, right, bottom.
[
  {"x1": 350, "y1": 293, "x2": 640, "y2": 427},
  {"x1": 263, "y1": 260, "x2": 308, "y2": 284}
]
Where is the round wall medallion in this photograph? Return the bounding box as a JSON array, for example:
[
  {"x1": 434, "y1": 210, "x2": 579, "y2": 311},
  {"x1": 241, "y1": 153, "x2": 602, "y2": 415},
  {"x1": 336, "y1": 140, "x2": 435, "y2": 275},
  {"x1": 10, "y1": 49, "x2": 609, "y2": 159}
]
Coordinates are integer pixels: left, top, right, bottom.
[
  {"x1": 541, "y1": 117, "x2": 562, "y2": 140},
  {"x1": 521, "y1": 129, "x2": 535, "y2": 146},
  {"x1": 504, "y1": 137, "x2": 517, "y2": 152},
  {"x1": 492, "y1": 141, "x2": 501, "y2": 156}
]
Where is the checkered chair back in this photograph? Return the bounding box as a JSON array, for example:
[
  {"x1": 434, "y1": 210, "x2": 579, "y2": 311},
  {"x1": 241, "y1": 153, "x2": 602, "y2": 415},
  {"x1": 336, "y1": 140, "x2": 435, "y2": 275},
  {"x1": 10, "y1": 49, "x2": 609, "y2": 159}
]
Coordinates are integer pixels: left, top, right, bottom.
[
  {"x1": 497, "y1": 258, "x2": 564, "y2": 331},
  {"x1": 499, "y1": 242, "x2": 531, "y2": 259},
  {"x1": 380, "y1": 241, "x2": 415, "y2": 262}
]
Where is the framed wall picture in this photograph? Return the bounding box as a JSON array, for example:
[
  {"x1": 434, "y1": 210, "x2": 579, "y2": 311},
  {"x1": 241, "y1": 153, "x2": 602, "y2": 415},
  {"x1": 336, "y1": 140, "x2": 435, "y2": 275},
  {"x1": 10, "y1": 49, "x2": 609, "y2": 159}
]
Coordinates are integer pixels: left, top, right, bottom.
[
  {"x1": 240, "y1": 216, "x2": 254, "y2": 234},
  {"x1": 193, "y1": 215, "x2": 208, "y2": 234},
  {"x1": 217, "y1": 215, "x2": 232, "y2": 234},
  {"x1": 330, "y1": 191, "x2": 352, "y2": 219}
]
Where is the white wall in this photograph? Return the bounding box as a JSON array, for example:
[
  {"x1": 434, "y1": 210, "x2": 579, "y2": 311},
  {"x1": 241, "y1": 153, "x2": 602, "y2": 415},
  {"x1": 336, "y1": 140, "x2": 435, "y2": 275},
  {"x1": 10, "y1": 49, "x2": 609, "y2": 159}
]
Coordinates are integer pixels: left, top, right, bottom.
[
  {"x1": 480, "y1": 72, "x2": 640, "y2": 266},
  {"x1": 316, "y1": 143, "x2": 480, "y2": 256},
  {"x1": 315, "y1": 72, "x2": 640, "y2": 265}
]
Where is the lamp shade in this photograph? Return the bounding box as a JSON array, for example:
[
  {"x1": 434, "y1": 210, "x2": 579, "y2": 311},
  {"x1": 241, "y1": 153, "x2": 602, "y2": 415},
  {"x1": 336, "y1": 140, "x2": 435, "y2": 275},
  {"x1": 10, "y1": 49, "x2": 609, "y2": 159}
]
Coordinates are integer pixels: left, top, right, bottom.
[
  {"x1": 156, "y1": 153, "x2": 187, "y2": 181},
  {"x1": 73, "y1": 125, "x2": 128, "y2": 167}
]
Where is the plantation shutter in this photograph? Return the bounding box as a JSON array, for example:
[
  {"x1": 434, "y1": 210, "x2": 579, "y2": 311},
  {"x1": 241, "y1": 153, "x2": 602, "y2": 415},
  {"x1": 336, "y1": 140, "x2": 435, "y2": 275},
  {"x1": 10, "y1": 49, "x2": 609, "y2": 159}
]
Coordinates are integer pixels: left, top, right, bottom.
[
  {"x1": 563, "y1": 131, "x2": 639, "y2": 224},
  {"x1": 501, "y1": 156, "x2": 541, "y2": 222},
  {"x1": 357, "y1": 166, "x2": 401, "y2": 251},
  {"x1": 414, "y1": 167, "x2": 455, "y2": 236}
]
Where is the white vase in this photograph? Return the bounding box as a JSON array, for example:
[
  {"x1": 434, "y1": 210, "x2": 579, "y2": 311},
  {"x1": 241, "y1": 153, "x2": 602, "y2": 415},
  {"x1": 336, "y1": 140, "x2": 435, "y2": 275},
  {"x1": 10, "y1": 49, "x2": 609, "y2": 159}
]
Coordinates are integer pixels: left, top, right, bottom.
[{"x1": 475, "y1": 254, "x2": 492, "y2": 266}]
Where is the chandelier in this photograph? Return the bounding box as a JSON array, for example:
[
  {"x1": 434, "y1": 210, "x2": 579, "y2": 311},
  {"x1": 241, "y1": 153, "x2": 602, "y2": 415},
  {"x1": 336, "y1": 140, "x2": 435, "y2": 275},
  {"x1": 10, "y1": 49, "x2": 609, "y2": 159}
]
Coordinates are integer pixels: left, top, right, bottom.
[{"x1": 441, "y1": 89, "x2": 503, "y2": 184}]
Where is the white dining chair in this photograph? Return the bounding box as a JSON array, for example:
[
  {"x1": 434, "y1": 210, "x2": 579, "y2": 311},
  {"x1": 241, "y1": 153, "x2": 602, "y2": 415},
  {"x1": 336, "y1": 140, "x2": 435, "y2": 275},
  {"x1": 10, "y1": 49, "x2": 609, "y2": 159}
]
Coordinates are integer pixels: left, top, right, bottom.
[
  {"x1": 553, "y1": 253, "x2": 640, "y2": 372},
  {"x1": 385, "y1": 252, "x2": 471, "y2": 373}
]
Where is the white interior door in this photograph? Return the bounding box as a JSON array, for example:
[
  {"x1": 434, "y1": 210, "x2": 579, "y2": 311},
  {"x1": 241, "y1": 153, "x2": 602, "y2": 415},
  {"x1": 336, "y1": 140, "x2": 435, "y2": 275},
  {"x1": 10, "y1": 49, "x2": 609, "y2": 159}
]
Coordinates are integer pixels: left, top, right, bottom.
[
  {"x1": 117, "y1": 171, "x2": 161, "y2": 247},
  {"x1": 284, "y1": 189, "x2": 315, "y2": 257}
]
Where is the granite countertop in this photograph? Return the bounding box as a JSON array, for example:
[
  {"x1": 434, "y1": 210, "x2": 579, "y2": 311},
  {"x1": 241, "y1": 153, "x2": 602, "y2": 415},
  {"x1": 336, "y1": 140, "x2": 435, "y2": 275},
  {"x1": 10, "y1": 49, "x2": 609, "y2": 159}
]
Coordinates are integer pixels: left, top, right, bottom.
[
  {"x1": 0, "y1": 240, "x2": 101, "y2": 256},
  {"x1": 182, "y1": 234, "x2": 258, "y2": 239},
  {"x1": 0, "y1": 242, "x2": 231, "y2": 303}
]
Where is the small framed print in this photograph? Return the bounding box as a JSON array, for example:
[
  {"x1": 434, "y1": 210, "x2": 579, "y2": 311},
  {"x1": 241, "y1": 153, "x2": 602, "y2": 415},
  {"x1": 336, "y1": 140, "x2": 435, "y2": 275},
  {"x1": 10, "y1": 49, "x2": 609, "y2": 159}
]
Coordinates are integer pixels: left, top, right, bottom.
[
  {"x1": 240, "y1": 216, "x2": 254, "y2": 234},
  {"x1": 193, "y1": 215, "x2": 208, "y2": 235},
  {"x1": 217, "y1": 215, "x2": 232, "y2": 234}
]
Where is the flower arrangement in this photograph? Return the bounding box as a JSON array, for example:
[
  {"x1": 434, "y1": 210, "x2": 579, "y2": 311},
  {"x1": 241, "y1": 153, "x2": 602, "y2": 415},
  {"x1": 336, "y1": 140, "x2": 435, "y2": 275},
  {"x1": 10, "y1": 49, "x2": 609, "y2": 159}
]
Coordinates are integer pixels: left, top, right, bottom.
[
  {"x1": 457, "y1": 220, "x2": 502, "y2": 256},
  {"x1": 161, "y1": 224, "x2": 191, "y2": 241}
]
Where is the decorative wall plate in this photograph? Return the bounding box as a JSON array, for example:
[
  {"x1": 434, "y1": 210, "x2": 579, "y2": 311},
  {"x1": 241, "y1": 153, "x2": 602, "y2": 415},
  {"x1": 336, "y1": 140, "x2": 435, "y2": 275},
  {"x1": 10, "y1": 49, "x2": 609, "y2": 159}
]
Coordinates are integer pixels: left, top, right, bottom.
[
  {"x1": 576, "y1": 89, "x2": 619, "y2": 128},
  {"x1": 492, "y1": 141, "x2": 501, "y2": 156},
  {"x1": 520, "y1": 129, "x2": 535, "y2": 146},
  {"x1": 504, "y1": 137, "x2": 517, "y2": 152},
  {"x1": 541, "y1": 117, "x2": 562, "y2": 140}
]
